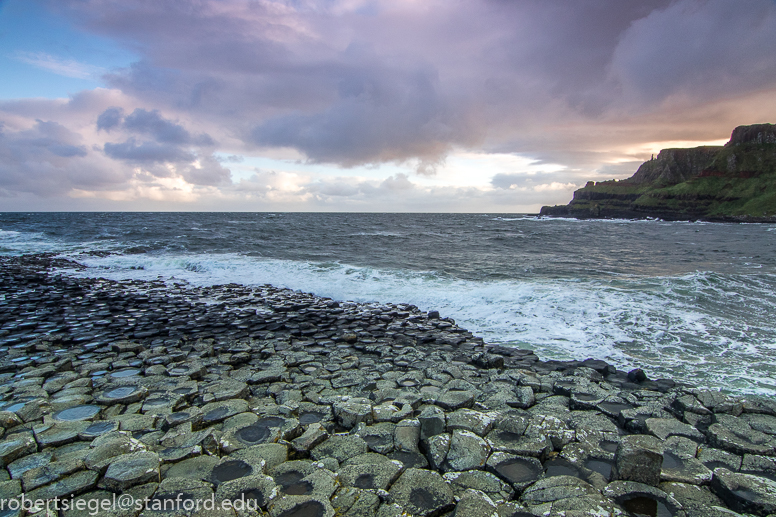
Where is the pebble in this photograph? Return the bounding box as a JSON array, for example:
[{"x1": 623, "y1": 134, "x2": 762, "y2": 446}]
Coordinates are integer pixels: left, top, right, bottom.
[{"x1": 0, "y1": 253, "x2": 773, "y2": 515}]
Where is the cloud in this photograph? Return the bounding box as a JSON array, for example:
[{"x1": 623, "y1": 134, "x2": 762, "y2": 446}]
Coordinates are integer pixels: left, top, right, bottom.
[
  {"x1": 14, "y1": 51, "x2": 106, "y2": 79},
  {"x1": 103, "y1": 138, "x2": 194, "y2": 163},
  {"x1": 4, "y1": 0, "x2": 776, "y2": 209},
  {"x1": 96, "y1": 106, "x2": 123, "y2": 131}
]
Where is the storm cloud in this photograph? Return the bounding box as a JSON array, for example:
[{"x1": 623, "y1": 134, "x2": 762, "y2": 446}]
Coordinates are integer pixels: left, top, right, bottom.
[{"x1": 2, "y1": 0, "x2": 776, "y2": 208}]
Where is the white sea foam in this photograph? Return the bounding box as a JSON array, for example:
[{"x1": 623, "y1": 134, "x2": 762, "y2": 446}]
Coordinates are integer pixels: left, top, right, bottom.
[{"x1": 65, "y1": 251, "x2": 776, "y2": 396}]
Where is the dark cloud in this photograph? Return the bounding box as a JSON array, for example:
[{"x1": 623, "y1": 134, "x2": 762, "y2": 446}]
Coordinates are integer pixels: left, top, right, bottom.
[
  {"x1": 103, "y1": 138, "x2": 194, "y2": 163},
  {"x1": 96, "y1": 106, "x2": 124, "y2": 131},
  {"x1": 0, "y1": 119, "x2": 127, "y2": 196},
  {"x1": 6, "y1": 0, "x2": 776, "y2": 207}
]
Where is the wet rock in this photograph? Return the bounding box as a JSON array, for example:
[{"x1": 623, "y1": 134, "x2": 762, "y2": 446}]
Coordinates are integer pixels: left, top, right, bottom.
[
  {"x1": 25, "y1": 469, "x2": 98, "y2": 501},
  {"x1": 0, "y1": 432, "x2": 38, "y2": 467},
  {"x1": 22, "y1": 457, "x2": 84, "y2": 492},
  {"x1": 710, "y1": 468, "x2": 776, "y2": 516},
  {"x1": 102, "y1": 451, "x2": 160, "y2": 491},
  {"x1": 207, "y1": 457, "x2": 258, "y2": 487},
  {"x1": 388, "y1": 468, "x2": 454, "y2": 517},
  {"x1": 7, "y1": 450, "x2": 54, "y2": 479},
  {"x1": 614, "y1": 434, "x2": 664, "y2": 486},
  {"x1": 52, "y1": 405, "x2": 101, "y2": 422},
  {"x1": 95, "y1": 385, "x2": 148, "y2": 405}
]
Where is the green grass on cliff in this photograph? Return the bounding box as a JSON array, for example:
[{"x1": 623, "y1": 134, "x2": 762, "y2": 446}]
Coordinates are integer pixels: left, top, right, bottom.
[{"x1": 571, "y1": 173, "x2": 776, "y2": 218}]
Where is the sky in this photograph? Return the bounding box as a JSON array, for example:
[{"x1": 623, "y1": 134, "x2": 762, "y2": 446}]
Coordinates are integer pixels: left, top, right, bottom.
[{"x1": 1, "y1": 0, "x2": 775, "y2": 212}]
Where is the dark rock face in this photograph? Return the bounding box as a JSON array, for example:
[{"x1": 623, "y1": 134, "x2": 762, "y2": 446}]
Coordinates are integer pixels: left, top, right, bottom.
[{"x1": 0, "y1": 253, "x2": 773, "y2": 515}]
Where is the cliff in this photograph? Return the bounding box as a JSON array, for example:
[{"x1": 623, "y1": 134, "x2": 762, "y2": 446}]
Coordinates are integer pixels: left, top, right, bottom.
[{"x1": 540, "y1": 123, "x2": 776, "y2": 222}]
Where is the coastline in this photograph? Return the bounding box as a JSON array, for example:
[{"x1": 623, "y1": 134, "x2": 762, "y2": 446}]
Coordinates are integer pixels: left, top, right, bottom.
[{"x1": 0, "y1": 254, "x2": 775, "y2": 516}]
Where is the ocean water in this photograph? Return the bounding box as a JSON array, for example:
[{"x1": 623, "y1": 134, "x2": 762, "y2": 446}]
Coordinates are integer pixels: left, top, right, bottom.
[{"x1": 1, "y1": 212, "x2": 775, "y2": 396}]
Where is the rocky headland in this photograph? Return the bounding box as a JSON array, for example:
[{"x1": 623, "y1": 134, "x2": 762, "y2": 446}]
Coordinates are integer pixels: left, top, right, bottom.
[
  {"x1": 0, "y1": 254, "x2": 775, "y2": 516},
  {"x1": 540, "y1": 123, "x2": 776, "y2": 222}
]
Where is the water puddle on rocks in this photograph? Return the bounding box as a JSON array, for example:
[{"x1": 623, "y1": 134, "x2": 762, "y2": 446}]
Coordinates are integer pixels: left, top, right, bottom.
[
  {"x1": 354, "y1": 473, "x2": 375, "y2": 489},
  {"x1": 104, "y1": 386, "x2": 139, "y2": 399},
  {"x1": 110, "y1": 368, "x2": 141, "y2": 378},
  {"x1": 495, "y1": 458, "x2": 542, "y2": 484},
  {"x1": 277, "y1": 500, "x2": 325, "y2": 517},
  {"x1": 236, "y1": 424, "x2": 271, "y2": 445},
  {"x1": 82, "y1": 421, "x2": 116, "y2": 437},
  {"x1": 54, "y1": 405, "x2": 100, "y2": 421},
  {"x1": 283, "y1": 480, "x2": 313, "y2": 495},
  {"x1": 210, "y1": 460, "x2": 253, "y2": 485},
  {"x1": 584, "y1": 459, "x2": 613, "y2": 480},
  {"x1": 409, "y1": 487, "x2": 443, "y2": 511},
  {"x1": 621, "y1": 496, "x2": 672, "y2": 517},
  {"x1": 299, "y1": 412, "x2": 324, "y2": 424},
  {"x1": 543, "y1": 458, "x2": 582, "y2": 478},
  {"x1": 599, "y1": 440, "x2": 619, "y2": 453}
]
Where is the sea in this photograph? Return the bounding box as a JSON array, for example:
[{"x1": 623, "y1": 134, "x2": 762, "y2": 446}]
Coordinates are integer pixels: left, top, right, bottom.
[{"x1": 1, "y1": 212, "x2": 774, "y2": 396}]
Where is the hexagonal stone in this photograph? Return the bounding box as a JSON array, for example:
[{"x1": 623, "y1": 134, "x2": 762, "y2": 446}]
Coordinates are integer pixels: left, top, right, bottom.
[
  {"x1": 443, "y1": 470, "x2": 514, "y2": 504},
  {"x1": 268, "y1": 495, "x2": 335, "y2": 517},
  {"x1": 445, "y1": 430, "x2": 490, "y2": 472},
  {"x1": 388, "y1": 468, "x2": 454, "y2": 517},
  {"x1": 331, "y1": 487, "x2": 381, "y2": 516},
  {"x1": 708, "y1": 421, "x2": 775, "y2": 456},
  {"x1": 7, "y1": 450, "x2": 54, "y2": 479},
  {"x1": 613, "y1": 434, "x2": 663, "y2": 486},
  {"x1": 446, "y1": 409, "x2": 496, "y2": 437},
  {"x1": 312, "y1": 434, "x2": 368, "y2": 464},
  {"x1": 436, "y1": 390, "x2": 475, "y2": 411},
  {"x1": 95, "y1": 385, "x2": 148, "y2": 405},
  {"x1": 231, "y1": 443, "x2": 288, "y2": 472},
  {"x1": 603, "y1": 480, "x2": 685, "y2": 517},
  {"x1": 646, "y1": 417, "x2": 705, "y2": 442},
  {"x1": 453, "y1": 488, "x2": 498, "y2": 517},
  {"x1": 0, "y1": 432, "x2": 37, "y2": 467},
  {"x1": 215, "y1": 473, "x2": 279, "y2": 511},
  {"x1": 485, "y1": 428, "x2": 550, "y2": 460},
  {"x1": 22, "y1": 458, "x2": 84, "y2": 492},
  {"x1": 333, "y1": 398, "x2": 373, "y2": 429},
  {"x1": 486, "y1": 453, "x2": 542, "y2": 492},
  {"x1": 520, "y1": 475, "x2": 601, "y2": 506},
  {"x1": 710, "y1": 468, "x2": 776, "y2": 516},
  {"x1": 25, "y1": 469, "x2": 98, "y2": 501},
  {"x1": 197, "y1": 399, "x2": 250, "y2": 428},
  {"x1": 338, "y1": 460, "x2": 402, "y2": 490},
  {"x1": 355, "y1": 423, "x2": 394, "y2": 454},
  {"x1": 102, "y1": 451, "x2": 160, "y2": 491},
  {"x1": 163, "y1": 455, "x2": 219, "y2": 481},
  {"x1": 52, "y1": 405, "x2": 101, "y2": 422},
  {"x1": 661, "y1": 451, "x2": 713, "y2": 485}
]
